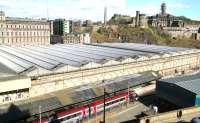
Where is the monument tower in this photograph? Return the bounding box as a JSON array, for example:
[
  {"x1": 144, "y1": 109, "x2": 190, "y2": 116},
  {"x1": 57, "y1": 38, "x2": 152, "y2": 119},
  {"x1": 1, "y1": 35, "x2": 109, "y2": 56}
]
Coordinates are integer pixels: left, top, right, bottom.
[
  {"x1": 104, "y1": 6, "x2": 107, "y2": 26},
  {"x1": 161, "y1": 2, "x2": 167, "y2": 15}
]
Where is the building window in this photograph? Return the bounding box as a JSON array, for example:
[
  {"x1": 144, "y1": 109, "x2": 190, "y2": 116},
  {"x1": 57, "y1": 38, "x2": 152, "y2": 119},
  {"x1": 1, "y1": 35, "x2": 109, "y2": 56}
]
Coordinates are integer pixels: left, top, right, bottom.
[
  {"x1": 17, "y1": 93, "x2": 23, "y2": 99},
  {"x1": 4, "y1": 96, "x2": 11, "y2": 102}
]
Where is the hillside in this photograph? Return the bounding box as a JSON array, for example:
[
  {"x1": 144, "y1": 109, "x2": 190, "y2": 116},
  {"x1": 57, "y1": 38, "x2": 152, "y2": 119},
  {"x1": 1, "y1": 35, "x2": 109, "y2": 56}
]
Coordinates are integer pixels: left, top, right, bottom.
[
  {"x1": 180, "y1": 16, "x2": 200, "y2": 25},
  {"x1": 91, "y1": 25, "x2": 200, "y2": 48}
]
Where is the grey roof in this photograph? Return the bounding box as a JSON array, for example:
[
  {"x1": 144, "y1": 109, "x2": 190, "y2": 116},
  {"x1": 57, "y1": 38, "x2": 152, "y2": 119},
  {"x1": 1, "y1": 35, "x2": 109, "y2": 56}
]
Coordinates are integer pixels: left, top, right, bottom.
[
  {"x1": 6, "y1": 17, "x2": 48, "y2": 22},
  {"x1": 159, "y1": 73, "x2": 200, "y2": 95},
  {"x1": 0, "y1": 43, "x2": 198, "y2": 76},
  {"x1": 0, "y1": 97, "x2": 62, "y2": 122},
  {"x1": 94, "y1": 43, "x2": 198, "y2": 55},
  {"x1": 0, "y1": 63, "x2": 17, "y2": 78},
  {"x1": 71, "y1": 71, "x2": 160, "y2": 102},
  {"x1": 100, "y1": 71, "x2": 160, "y2": 92}
]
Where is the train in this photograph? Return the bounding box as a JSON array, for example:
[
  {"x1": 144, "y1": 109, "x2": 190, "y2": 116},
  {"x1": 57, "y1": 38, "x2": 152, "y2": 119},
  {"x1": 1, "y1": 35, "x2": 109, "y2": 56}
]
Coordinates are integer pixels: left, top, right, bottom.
[{"x1": 32, "y1": 91, "x2": 137, "y2": 123}]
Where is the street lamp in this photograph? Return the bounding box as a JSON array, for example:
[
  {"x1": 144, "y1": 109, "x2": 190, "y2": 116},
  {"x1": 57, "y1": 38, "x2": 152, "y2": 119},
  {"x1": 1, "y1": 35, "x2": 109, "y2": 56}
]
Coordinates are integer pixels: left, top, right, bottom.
[
  {"x1": 103, "y1": 88, "x2": 106, "y2": 123},
  {"x1": 100, "y1": 88, "x2": 107, "y2": 123},
  {"x1": 39, "y1": 105, "x2": 42, "y2": 123}
]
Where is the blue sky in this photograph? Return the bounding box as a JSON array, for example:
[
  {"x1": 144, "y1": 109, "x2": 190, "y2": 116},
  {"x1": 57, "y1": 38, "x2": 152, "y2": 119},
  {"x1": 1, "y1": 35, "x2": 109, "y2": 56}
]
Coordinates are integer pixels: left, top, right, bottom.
[{"x1": 0, "y1": 0, "x2": 199, "y2": 21}]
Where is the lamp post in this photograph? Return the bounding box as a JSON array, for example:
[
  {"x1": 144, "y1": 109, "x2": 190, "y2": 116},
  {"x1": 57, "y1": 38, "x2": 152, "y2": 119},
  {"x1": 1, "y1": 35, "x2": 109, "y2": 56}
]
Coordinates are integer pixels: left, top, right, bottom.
[
  {"x1": 103, "y1": 88, "x2": 106, "y2": 123},
  {"x1": 128, "y1": 85, "x2": 130, "y2": 106},
  {"x1": 100, "y1": 88, "x2": 106, "y2": 123},
  {"x1": 39, "y1": 105, "x2": 42, "y2": 123}
]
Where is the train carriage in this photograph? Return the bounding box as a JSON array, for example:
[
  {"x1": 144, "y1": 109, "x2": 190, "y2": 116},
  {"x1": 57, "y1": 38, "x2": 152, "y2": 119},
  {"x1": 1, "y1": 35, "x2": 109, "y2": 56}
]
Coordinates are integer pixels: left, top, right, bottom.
[{"x1": 32, "y1": 91, "x2": 135, "y2": 123}]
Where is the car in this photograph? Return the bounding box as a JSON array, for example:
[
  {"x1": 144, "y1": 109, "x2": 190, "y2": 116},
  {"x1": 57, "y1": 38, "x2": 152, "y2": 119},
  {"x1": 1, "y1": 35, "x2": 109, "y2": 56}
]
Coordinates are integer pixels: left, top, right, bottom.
[{"x1": 191, "y1": 117, "x2": 200, "y2": 123}]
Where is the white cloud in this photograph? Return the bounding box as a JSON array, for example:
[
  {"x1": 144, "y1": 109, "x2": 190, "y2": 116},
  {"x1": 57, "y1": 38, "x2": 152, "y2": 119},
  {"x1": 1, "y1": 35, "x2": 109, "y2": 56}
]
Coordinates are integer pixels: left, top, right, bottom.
[
  {"x1": 0, "y1": 0, "x2": 128, "y2": 21},
  {"x1": 0, "y1": 0, "x2": 197, "y2": 21}
]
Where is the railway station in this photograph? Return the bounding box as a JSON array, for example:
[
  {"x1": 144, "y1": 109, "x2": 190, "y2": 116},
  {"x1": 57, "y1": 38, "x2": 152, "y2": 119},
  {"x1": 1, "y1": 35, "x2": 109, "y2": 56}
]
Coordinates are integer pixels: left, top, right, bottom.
[
  {"x1": 0, "y1": 43, "x2": 200, "y2": 122},
  {"x1": 0, "y1": 43, "x2": 200, "y2": 104},
  {"x1": 0, "y1": 71, "x2": 159, "y2": 122}
]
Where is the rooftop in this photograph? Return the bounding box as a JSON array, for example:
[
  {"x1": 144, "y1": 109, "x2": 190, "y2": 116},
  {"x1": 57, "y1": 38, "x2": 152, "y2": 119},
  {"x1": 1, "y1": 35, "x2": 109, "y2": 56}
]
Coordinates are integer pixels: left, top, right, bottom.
[
  {"x1": 4, "y1": 17, "x2": 48, "y2": 23},
  {"x1": 0, "y1": 43, "x2": 198, "y2": 77},
  {"x1": 159, "y1": 73, "x2": 200, "y2": 95}
]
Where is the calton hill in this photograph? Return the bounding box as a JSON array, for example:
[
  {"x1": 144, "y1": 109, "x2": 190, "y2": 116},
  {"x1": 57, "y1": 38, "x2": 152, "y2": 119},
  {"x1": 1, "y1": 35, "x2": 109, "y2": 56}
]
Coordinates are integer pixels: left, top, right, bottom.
[{"x1": 75, "y1": 14, "x2": 200, "y2": 49}]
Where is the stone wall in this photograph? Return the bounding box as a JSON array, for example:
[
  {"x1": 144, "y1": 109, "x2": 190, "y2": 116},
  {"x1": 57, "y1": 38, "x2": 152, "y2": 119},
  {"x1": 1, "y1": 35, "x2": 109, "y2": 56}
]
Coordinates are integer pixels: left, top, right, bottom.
[
  {"x1": 139, "y1": 106, "x2": 200, "y2": 123},
  {"x1": 29, "y1": 52, "x2": 200, "y2": 97}
]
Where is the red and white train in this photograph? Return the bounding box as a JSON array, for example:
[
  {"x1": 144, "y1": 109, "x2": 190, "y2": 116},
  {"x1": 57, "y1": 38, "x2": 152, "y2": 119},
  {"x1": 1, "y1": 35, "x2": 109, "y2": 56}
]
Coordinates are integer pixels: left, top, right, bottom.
[{"x1": 32, "y1": 91, "x2": 136, "y2": 123}]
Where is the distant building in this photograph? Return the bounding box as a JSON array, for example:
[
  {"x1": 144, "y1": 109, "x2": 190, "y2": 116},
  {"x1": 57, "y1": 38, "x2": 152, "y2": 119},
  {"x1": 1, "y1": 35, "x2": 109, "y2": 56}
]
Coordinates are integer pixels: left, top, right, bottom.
[
  {"x1": 157, "y1": 73, "x2": 200, "y2": 107},
  {"x1": 52, "y1": 19, "x2": 91, "y2": 44},
  {"x1": 80, "y1": 33, "x2": 90, "y2": 43},
  {"x1": 73, "y1": 20, "x2": 82, "y2": 27},
  {"x1": 148, "y1": 3, "x2": 184, "y2": 27},
  {"x1": 50, "y1": 35, "x2": 63, "y2": 44},
  {"x1": 49, "y1": 20, "x2": 54, "y2": 35},
  {"x1": 110, "y1": 11, "x2": 148, "y2": 28},
  {"x1": 139, "y1": 14, "x2": 148, "y2": 28},
  {"x1": 135, "y1": 11, "x2": 140, "y2": 27},
  {"x1": 110, "y1": 14, "x2": 132, "y2": 25},
  {"x1": 0, "y1": 11, "x2": 5, "y2": 21},
  {"x1": 162, "y1": 25, "x2": 200, "y2": 39},
  {"x1": 148, "y1": 15, "x2": 184, "y2": 27},
  {"x1": 53, "y1": 19, "x2": 73, "y2": 36},
  {"x1": 135, "y1": 11, "x2": 148, "y2": 28},
  {"x1": 0, "y1": 11, "x2": 50, "y2": 46},
  {"x1": 83, "y1": 20, "x2": 93, "y2": 27},
  {"x1": 146, "y1": 3, "x2": 200, "y2": 40},
  {"x1": 51, "y1": 33, "x2": 91, "y2": 44},
  {"x1": 128, "y1": 17, "x2": 136, "y2": 27},
  {"x1": 93, "y1": 21, "x2": 102, "y2": 26}
]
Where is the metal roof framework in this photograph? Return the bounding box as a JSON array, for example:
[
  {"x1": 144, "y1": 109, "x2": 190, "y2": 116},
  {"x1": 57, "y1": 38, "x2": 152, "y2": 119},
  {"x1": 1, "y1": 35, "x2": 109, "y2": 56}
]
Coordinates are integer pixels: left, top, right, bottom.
[
  {"x1": 0, "y1": 43, "x2": 199, "y2": 77},
  {"x1": 96, "y1": 43, "x2": 199, "y2": 55}
]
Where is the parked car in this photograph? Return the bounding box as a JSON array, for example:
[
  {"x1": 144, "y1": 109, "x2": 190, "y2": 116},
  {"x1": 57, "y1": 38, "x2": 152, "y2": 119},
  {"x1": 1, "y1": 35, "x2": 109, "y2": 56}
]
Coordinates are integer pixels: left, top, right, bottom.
[{"x1": 191, "y1": 117, "x2": 200, "y2": 123}]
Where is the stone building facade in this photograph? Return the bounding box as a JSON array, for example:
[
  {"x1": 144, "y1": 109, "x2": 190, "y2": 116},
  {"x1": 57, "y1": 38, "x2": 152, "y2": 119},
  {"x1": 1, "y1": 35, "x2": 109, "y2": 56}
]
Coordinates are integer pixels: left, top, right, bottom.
[
  {"x1": 163, "y1": 26, "x2": 200, "y2": 39},
  {"x1": 0, "y1": 11, "x2": 50, "y2": 46},
  {"x1": 135, "y1": 11, "x2": 148, "y2": 28},
  {"x1": 148, "y1": 3, "x2": 184, "y2": 27},
  {"x1": 148, "y1": 15, "x2": 184, "y2": 27},
  {"x1": 51, "y1": 33, "x2": 91, "y2": 44}
]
